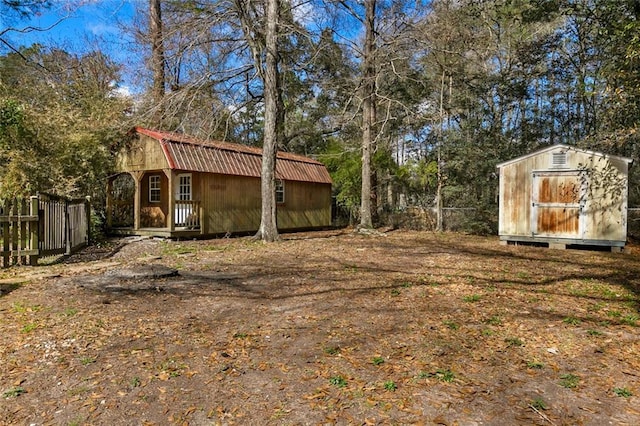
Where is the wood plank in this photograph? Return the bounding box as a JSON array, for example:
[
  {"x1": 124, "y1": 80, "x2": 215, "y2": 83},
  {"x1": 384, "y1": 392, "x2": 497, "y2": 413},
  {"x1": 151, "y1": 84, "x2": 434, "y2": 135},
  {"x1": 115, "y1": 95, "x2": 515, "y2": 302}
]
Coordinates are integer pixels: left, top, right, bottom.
[
  {"x1": 0, "y1": 215, "x2": 39, "y2": 222},
  {"x1": 29, "y1": 197, "x2": 39, "y2": 265},
  {"x1": 11, "y1": 199, "x2": 18, "y2": 265}
]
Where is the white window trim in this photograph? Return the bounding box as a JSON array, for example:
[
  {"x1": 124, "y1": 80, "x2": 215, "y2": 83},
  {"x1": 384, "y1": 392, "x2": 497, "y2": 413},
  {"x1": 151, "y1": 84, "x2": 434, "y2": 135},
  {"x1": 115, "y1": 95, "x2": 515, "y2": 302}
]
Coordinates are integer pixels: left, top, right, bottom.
[
  {"x1": 149, "y1": 175, "x2": 161, "y2": 203},
  {"x1": 275, "y1": 179, "x2": 285, "y2": 204},
  {"x1": 176, "y1": 173, "x2": 192, "y2": 201}
]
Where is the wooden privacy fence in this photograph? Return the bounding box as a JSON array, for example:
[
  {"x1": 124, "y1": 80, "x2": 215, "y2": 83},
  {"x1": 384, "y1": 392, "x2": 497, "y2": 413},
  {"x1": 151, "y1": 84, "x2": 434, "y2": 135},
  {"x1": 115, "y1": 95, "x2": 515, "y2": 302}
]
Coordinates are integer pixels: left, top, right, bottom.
[{"x1": 0, "y1": 194, "x2": 90, "y2": 268}]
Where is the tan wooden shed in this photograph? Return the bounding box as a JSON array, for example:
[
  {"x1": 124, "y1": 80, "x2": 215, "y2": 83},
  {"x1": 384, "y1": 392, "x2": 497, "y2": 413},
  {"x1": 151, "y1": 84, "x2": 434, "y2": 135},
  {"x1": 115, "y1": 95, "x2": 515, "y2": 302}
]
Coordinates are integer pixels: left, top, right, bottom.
[
  {"x1": 106, "y1": 127, "x2": 332, "y2": 238},
  {"x1": 496, "y1": 145, "x2": 633, "y2": 250}
]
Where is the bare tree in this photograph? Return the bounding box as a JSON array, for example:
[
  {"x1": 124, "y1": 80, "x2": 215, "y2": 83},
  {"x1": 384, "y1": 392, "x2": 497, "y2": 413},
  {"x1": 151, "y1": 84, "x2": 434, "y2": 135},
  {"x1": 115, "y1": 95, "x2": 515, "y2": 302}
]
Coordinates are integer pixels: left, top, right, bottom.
[
  {"x1": 149, "y1": 0, "x2": 166, "y2": 121},
  {"x1": 359, "y1": 0, "x2": 376, "y2": 230},
  {"x1": 0, "y1": 1, "x2": 63, "y2": 61},
  {"x1": 255, "y1": 0, "x2": 280, "y2": 241},
  {"x1": 232, "y1": 0, "x2": 282, "y2": 241}
]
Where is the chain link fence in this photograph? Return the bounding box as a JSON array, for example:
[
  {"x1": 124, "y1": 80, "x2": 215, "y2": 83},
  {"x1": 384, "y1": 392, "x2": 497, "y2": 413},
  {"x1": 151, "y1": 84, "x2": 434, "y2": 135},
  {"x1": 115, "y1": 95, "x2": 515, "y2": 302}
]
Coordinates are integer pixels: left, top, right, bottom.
[
  {"x1": 627, "y1": 208, "x2": 640, "y2": 240},
  {"x1": 381, "y1": 207, "x2": 498, "y2": 235}
]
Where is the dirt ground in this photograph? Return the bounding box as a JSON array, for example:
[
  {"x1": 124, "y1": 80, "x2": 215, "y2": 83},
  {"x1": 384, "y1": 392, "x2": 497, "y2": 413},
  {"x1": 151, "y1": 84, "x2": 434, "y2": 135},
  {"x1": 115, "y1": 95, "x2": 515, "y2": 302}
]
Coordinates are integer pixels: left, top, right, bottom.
[{"x1": 1, "y1": 229, "x2": 639, "y2": 425}]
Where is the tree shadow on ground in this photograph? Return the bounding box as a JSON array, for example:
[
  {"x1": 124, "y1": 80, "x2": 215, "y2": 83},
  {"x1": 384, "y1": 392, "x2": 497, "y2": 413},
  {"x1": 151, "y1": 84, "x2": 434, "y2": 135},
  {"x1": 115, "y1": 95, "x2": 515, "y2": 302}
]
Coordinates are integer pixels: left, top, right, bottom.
[
  {"x1": 58, "y1": 232, "x2": 640, "y2": 316},
  {"x1": 418, "y1": 238, "x2": 640, "y2": 307},
  {"x1": 0, "y1": 283, "x2": 21, "y2": 297}
]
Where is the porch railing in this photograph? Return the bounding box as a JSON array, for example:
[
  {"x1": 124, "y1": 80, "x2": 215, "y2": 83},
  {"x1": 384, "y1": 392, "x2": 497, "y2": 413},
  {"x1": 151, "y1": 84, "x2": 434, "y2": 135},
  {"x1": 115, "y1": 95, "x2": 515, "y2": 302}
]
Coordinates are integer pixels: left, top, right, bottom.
[{"x1": 174, "y1": 200, "x2": 200, "y2": 229}]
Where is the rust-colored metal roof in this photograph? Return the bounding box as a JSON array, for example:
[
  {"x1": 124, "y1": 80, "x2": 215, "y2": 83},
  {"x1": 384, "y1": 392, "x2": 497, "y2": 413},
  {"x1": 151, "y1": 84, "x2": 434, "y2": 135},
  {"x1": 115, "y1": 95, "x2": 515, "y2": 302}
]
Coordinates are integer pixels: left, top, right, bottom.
[{"x1": 134, "y1": 127, "x2": 332, "y2": 184}]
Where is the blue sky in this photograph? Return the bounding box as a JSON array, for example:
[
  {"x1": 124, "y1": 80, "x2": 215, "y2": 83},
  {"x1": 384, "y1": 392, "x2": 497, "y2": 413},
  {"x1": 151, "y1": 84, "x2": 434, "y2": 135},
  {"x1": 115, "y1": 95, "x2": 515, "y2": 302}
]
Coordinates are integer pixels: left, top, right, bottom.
[
  {"x1": 2, "y1": 0, "x2": 142, "y2": 92},
  {"x1": 5, "y1": 1, "x2": 138, "y2": 50},
  {"x1": 1, "y1": 0, "x2": 391, "y2": 96}
]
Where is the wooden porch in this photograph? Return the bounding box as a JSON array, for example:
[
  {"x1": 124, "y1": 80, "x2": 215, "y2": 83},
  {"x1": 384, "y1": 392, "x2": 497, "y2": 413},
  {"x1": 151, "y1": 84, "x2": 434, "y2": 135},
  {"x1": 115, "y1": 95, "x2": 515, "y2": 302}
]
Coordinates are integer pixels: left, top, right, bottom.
[
  {"x1": 107, "y1": 199, "x2": 203, "y2": 239},
  {"x1": 109, "y1": 227, "x2": 204, "y2": 239},
  {"x1": 106, "y1": 169, "x2": 204, "y2": 238}
]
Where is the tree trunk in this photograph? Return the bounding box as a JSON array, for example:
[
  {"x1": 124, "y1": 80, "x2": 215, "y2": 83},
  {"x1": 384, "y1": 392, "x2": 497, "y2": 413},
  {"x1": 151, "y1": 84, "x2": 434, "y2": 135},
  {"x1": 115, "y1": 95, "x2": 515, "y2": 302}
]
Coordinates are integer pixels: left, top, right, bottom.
[
  {"x1": 149, "y1": 0, "x2": 165, "y2": 121},
  {"x1": 359, "y1": 0, "x2": 376, "y2": 230},
  {"x1": 254, "y1": 0, "x2": 279, "y2": 242},
  {"x1": 436, "y1": 70, "x2": 445, "y2": 232}
]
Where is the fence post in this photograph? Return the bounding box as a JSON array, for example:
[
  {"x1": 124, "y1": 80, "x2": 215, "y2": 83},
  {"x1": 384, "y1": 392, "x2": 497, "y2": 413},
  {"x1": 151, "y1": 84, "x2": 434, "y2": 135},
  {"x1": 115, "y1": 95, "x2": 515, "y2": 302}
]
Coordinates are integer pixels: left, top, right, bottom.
[
  {"x1": 19, "y1": 198, "x2": 27, "y2": 265},
  {"x1": 85, "y1": 196, "x2": 91, "y2": 246},
  {"x1": 29, "y1": 196, "x2": 39, "y2": 266},
  {"x1": 65, "y1": 199, "x2": 71, "y2": 256},
  {"x1": 2, "y1": 199, "x2": 9, "y2": 267},
  {"x1": 11, "y1": 199, "x2": 18, "y2": 266}
]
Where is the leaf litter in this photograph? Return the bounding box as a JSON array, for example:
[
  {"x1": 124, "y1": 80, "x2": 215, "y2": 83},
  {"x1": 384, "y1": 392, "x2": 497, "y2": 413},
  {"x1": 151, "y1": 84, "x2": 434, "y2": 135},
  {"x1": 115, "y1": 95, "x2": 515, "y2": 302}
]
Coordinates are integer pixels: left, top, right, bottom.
[{"x1": 0, "y1": 229, "x2": 639, "y2": 425}]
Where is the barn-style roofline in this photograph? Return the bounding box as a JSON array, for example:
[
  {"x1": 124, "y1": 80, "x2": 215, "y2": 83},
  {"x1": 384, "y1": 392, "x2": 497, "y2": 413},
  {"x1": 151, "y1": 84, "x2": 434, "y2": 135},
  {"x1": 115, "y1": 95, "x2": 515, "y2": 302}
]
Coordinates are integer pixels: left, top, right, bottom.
[
  {"x1": 131, "y1": 127, "x2": 333, "y2": 185},
  {"x1": 496, "y1": 144, "x2": 633, "y2": 169}
]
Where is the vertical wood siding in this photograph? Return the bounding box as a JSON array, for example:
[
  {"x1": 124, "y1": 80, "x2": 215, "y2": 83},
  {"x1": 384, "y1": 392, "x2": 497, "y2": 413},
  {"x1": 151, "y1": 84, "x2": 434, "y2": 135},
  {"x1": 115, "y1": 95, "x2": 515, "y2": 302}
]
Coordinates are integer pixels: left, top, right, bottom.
[
  {"x1": 581, "y1": 156, "x2": 629, "y2": 242},
  {"x1": 200, "y1": 174, "x2": 331, "y2": 234},
  {"x1": 117, "y1": 135, "x2": 169, "y2": 171},
  {"x1": 276, "y1": 181, "x2": 332, "y2": 230},
  {"x1": 202, "y1": 174, "x2": 262, "y2": 233},
  {"x1": 139, "y1": 171, "x2": 168, "y2": 228}
]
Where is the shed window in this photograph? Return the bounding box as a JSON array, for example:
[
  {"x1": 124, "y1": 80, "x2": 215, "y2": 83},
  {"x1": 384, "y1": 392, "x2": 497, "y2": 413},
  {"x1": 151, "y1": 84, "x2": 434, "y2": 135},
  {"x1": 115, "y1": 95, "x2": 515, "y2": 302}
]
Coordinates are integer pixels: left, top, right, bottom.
[
  {"x1": 551, "y1": 152, "x2": 567, "y2": 168},
  {"x1": 275, "y1": 179, "x2": 285, "y2": 204},
  {"x1": 149, "y1": 175, "x2": 161, "y2": 203}
]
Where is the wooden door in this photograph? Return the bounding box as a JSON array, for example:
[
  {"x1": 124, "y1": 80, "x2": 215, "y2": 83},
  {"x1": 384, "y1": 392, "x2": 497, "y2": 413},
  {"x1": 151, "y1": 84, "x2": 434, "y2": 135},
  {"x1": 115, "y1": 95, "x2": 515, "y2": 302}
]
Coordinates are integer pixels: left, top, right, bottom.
[
  {"x1": 174, "y1": 173, "x2": 193, "y2": 227},
  {"x1": 532, "y1": 172, "x2": 584, "y2": 238}
]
